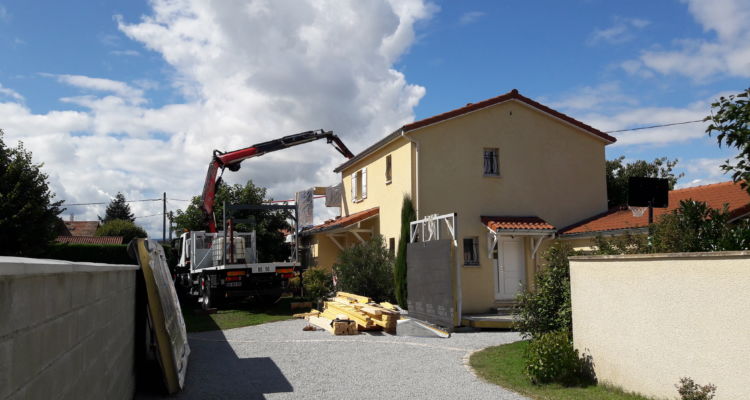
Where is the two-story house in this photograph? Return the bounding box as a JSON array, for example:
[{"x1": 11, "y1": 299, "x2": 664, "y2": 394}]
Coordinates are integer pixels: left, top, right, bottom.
[{"x1": 301, "y1": 89, "x2": 616, "y2": 315}]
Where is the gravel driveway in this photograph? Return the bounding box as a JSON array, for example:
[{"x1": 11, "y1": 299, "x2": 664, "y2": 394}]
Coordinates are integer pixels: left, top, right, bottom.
[{"x1": 139, "y1": 319, "x2": 528, "y2": 400}]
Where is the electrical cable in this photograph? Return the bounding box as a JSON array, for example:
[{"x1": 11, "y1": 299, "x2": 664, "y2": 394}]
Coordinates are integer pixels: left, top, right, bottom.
[
  {"x1": 604, "y1": 119, "x2": 704, "y2": 134},
  {"x1": 64, "y1": 198, "x2": 161, "y2": 206}
]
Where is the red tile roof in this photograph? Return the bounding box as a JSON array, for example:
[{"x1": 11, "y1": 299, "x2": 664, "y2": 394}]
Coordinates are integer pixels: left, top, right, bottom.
[
  {"x1": 560, "y1": 181, "x2": 750, "y2": 236},
  {"x1": 63, "y1": 221, "x2": 100, "y2": 236},
  {"x1": 402, "y1": 89, "x2": 617, "y2": 143},
  {"x1": 55, "y1": 236, "x2": 124, "y2": 245},
  {"x1": 482, "y1": 216, "x2": 556, "y2": 231},
  {"x1": 301, "y1": 207, "x2": 379, "y2": 236}
]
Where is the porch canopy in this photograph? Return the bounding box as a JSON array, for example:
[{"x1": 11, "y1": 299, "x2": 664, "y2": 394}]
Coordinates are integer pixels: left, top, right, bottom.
[
  {"x1": 481, "y1": 216, "x2": 556, "y2": 259},
  {"x1": 300, "y1": 207, "x2": 379, "y2": 250}
]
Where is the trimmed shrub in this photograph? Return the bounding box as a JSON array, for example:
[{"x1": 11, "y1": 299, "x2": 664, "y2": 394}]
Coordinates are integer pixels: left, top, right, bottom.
[
  {"x1": 302, "y1": 266, "x2": 333, "y2": 304},
  {"x1": 524, "y1": 330, "x2": 594, "y2": 386},
  {"x1": 43, "y1": 243, "x2": 134, "y2": 264},
  {"x1": 333, "y1": 235, "x2": 394, "y2": 302},
  {"x1": 514, "y1": 242, "x2": 574, "y2": 339}
]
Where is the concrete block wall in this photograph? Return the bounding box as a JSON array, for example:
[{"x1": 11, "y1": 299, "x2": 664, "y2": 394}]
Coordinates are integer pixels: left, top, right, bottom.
[{"x1": 0, "y1": 257, "x2": 139, "y2": 400}]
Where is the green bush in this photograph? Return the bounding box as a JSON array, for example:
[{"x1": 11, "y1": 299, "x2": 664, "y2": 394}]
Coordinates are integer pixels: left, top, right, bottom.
[
  {"x1": 394, "y1": 195, "x2": 415, "y2": 308},
  {"x1": 333, "y1": 235, "x2": 394, "y2": 302},
  {"x1": 43, "y1": 243, "x2": 134, "y2": 264},
  {"x1": 302, "y1": 266, "x2": 333, "y2": 303},
  {"x1": 675, "y1": 377, "x2": 716, "y2": 400},
  {"x1": 514, "y1": 242, "x2": 574, "y2": 339},
  {"x1": 524, "y1": 330, "x2": 593, "y2": 386},
  {"x1": 95, "y1": 219, "x2": 147, "y2": 243}
]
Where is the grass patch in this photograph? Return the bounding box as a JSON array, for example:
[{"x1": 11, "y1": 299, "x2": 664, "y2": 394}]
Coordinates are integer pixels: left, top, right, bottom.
[
  {"x1": 182, "y1": 297, "x2": 297, "y2": 332},
  {"x1": 470, "y1": 341, "x2": 652, "y2": 400}
]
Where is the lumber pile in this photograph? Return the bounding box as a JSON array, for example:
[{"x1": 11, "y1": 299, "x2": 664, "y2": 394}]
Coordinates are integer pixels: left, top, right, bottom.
[{"x1": 303, "y1": 291, "x2": 401, "y2": 335}]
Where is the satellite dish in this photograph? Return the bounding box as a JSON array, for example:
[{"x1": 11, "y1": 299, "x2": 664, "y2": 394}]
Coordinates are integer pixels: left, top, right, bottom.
[{"x1": 628, "y1": 177, "x2": 669, "y2": 208}]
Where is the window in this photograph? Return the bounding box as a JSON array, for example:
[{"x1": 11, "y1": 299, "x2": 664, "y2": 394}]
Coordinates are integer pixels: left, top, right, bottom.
[
  {"x1": 463, "y1": 237, "x2": 479, "y2": 265},
  {"x1": 350, "y1": 167, "x2": 367, "y2": 201},
  {"x1": 385, "y1": 154, "x2": 392, "y2": 184},
  {"x1": 483, "y1": 148, "x2": 499, "y2": 176},
  {"x1": 389, "y1": 237, "x2": 395, "y2": 257}
]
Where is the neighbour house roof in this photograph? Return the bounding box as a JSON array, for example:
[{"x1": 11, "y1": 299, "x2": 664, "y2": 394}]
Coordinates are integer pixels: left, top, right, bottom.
[
  {"x1": 482, "y1": 216, "x2": 556, "y2": 232},
  {"x1": 55, "y1": 236, "x2": 124, "y2": 245},
  {"x1": 62, "y1": 221, "x2": 100, "y2": 236},
  {"x1": 301, "y1": 207, "x2": 379, "y2": 236},
  {"x1": 559, "y1": 181, "x2": 750, "y2": 237},
  {"x1": 334, "y1": 89, "x2": 616, "y2": 173}
]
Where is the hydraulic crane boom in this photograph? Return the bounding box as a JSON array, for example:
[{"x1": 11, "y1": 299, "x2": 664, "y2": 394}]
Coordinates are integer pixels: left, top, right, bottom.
[{"x1": 200, "y1": 129, "x2": 354, "y2": 232}]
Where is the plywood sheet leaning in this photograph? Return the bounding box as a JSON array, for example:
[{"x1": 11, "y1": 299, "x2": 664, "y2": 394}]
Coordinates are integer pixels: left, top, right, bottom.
[{"x1": 128, "y1": 239, "x2": 190, "y2": 394}]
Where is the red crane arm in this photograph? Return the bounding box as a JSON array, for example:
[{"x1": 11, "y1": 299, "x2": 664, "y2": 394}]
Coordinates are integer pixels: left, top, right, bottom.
[{"x1": 199, "y1": 129, "x2": 354, "y2": 232}]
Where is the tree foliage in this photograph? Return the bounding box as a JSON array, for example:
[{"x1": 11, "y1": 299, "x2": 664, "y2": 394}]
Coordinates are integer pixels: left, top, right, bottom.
[
  {"x1": 514, "y1": 242, "x2": 575, "y2": 339},
  {"x1": 95, "y1": 219, "x2": 147, "y2": 243},
  {"x1": 606, "y1": 156, "x2": 683, "y2": 208},
  {"x1": 393, "y1": 195, "x2": 415, "y2": 308},
  {"x1": 333, "y1": 235, "x2": 394, "y2": 302},
  {"x1": 706, "y1": 87, "x2": 750, "y2": 193},
  {"x1": 302, "y1": 266, "x2": 333, "y2": 303},
  {"x1": 0, "y1": 131, "x2": 65, "y2": 256},
  {"x1": 172, "y1": 180, "x2": 291, "y2": 262},
  {"x1": 100, "y1": 192, "x2": 135, "y2": 223}
]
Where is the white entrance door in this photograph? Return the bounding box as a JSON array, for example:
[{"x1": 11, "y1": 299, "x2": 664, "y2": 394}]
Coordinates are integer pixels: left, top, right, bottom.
[{"x1": 495, "y1": 236, "x2": 526, "y2": 300}]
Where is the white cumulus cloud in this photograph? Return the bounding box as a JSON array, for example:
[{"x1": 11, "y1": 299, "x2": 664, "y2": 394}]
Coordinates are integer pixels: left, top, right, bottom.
[{"x1": 3, "y1": 0, "x2": 436, "y2": 238}]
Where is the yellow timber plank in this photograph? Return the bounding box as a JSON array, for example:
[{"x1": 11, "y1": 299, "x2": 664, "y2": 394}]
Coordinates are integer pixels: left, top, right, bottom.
[{"x1": 336, "y1": 291, "x2": 372, "y2": 304}]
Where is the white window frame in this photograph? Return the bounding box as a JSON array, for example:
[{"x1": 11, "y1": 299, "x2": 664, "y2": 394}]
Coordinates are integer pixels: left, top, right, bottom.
[
  {"x1": 351, "y1": 167, "x2": 367, "y2": 202},
  {"x1": 483, "y1": 148, "x2": 500, "y2": 177}
]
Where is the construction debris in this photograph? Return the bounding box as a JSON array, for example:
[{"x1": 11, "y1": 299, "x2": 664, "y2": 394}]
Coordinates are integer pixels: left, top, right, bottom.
[{"x1": 303, "y1": 292, "x2": 401, "y2": 335}]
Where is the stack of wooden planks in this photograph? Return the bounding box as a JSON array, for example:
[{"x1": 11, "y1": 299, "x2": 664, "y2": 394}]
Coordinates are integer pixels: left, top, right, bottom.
[{"x1": 300, "y1": 291, "x2": 401, "y2": 335}]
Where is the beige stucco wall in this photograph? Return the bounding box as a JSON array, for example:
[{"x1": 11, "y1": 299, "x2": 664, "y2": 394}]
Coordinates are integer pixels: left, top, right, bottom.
[
  {"x1": 412, "y1": 100, "x2": 608, "y2": 313},
  {"x1": 570, "y1": 252, "x2": 750, "y2": 400},
  {"x1": 308, "y1": 217, "x2": 380, "y2": 271},
  {"x1": 341, "y1": 137, "x2": 413, "y2": 248}
]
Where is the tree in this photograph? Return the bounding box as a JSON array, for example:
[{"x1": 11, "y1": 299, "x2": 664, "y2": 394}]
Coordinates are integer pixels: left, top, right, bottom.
[
  {"x1": 333, "y1": 235, "x2": 394, "y2": 302},
  {"x1": 393, "y1": 195, "x2": 415, "y2": 308},
  {"x1": 606, "y1": 156, "x2": 683, "y2": 208},
  {"x1": 651, "y1": 200, "x2": 750, "y2": 252},
  {"x1": 706, "y1": 87, "x2": 750, "y2": 193},
  {"x1": 172, "y1": 180, "x2": 291, "y2": 262},
  {"x1": 0, "y1": 130, "x2": 65, "y2": 256},
  {"x1": 95, "y1": 219, "x2": 147, "y2": 243},
  {"x1": 100, "y1": 192, "x2": 134, "y2": 223}
]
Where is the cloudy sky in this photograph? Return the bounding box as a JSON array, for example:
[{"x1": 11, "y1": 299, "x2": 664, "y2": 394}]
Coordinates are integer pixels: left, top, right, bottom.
[{"x1": 0, "y1": 0, "x2": 748, "y2": 238}]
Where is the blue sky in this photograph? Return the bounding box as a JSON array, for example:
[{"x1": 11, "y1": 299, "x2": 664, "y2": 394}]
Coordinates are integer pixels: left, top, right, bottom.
[{"x1": 0, "y1": 0, "x2": 748, "y2": 237}]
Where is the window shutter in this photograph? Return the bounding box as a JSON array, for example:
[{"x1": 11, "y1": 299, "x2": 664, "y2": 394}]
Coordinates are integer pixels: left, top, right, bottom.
[
  {"x1": 351, "y1": 174, "x2": 356, "y2": 200},
  {"x1": 361, "y1": 168, "x2": 367, "y2": 199}
]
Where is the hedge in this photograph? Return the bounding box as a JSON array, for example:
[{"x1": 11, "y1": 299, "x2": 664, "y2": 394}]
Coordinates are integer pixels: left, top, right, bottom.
[{"x1": 42, "y1": 243, "x2": 135, "y2": 265}]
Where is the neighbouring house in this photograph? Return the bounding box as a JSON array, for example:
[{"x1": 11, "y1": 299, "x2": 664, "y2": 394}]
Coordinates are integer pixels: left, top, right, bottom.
[
  {"x1": 558, "y1": 180, "x2": 750, "y2": 249},
  {"x1": 55, "y1": 216, "x2": 124, "y2": 245},
  {"x1": 301, "y1": 89, "x2": 616, "y2": 315}
]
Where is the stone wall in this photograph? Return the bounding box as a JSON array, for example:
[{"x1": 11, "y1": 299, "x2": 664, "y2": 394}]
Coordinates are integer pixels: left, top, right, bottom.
[
  {"x1": 570, "y1": 252, "x2": 750, "y2": 400},
  {"x1": 0, "y1": 257, "x2": 138, "y2": 400}
]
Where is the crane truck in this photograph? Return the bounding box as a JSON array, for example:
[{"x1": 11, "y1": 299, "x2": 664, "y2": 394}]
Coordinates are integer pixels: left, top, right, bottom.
[{"x1": 174, "y1": 130, "x2": 354, "y2": 309}]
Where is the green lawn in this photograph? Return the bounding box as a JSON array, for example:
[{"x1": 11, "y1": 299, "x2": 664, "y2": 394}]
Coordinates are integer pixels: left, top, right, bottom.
[
  {"x1": 470, "y1": 341, "x2": 653, "y2": 400},
  {"x1": 181, "y1": 297, "x2": 298, "y2": 332}
]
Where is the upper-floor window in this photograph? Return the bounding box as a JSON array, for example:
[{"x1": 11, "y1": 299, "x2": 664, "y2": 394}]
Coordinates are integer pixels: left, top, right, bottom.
[
  {"x1": 351, "y1": 167, "x2": 367, "y2": 202},
  {"x1": 385, "y1": 154, "x2": 392, "y2": 184},
  {"x1": 484, "y1": 148, "x2": 499, "y2": 176},
  {"x1": 463, "y1": 237, "x2": 479, "y2": 265}
]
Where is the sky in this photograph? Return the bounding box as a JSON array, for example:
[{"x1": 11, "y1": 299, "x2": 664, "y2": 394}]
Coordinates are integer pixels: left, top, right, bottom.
[{"x1": 0, "y1": 0, "x2": 748, "y2": 238}]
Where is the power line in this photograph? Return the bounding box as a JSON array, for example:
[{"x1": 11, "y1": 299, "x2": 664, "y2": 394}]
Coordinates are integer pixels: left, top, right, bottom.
[
  {"x1": 64, "y1": 198, "x2": 162, "y2": 206},
  {"x1": 134, "y1": 212, "x2": 165, "y2": 219},
  {"x1": 605, "y1": 119, "x2": 704, "y2": 134}
]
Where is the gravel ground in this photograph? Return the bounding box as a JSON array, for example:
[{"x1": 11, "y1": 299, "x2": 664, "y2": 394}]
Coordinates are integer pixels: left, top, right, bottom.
[{"x1": 138, "y1": 319, "x2": 528, "y2": 400}]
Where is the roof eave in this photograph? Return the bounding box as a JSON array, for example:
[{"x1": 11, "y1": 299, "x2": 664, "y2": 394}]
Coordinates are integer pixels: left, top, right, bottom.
[{"x1": 333, "y1": 128, "x2": 404, "y2": 173}]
